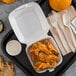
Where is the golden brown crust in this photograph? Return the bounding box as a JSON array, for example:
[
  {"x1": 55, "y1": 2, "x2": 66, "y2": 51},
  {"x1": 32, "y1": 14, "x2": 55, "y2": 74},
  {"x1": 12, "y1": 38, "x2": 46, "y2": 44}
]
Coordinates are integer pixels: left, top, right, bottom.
[
  {"x1": 3, "y1": 62, "x2": 15, "y2": 76},
  {"x1": 0, "y1": 56, "x2": 15, "y2": 76}
]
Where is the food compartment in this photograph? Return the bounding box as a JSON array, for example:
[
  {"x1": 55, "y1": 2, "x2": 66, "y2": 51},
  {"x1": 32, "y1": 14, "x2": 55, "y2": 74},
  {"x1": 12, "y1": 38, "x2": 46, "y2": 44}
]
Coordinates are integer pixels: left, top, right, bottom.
[{"x1": 26, "y1": 36, "x2": 62, "y2": 73}]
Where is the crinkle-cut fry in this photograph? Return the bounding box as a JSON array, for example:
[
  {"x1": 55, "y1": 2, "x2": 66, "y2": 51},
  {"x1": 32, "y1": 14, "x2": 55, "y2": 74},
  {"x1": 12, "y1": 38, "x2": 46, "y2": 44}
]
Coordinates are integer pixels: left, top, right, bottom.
[
  {"x1": 0, "y1": 57, "x2": 4, "y2": 71},
  {"x1": 48, "y1": 55, "x2": 60, "y2": 62}
]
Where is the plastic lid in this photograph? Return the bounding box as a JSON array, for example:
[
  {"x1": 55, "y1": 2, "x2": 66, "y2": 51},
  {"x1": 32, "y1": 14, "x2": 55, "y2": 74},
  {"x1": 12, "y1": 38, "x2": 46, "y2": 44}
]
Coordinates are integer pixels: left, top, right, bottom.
[{"x1": 9, "y1": 2, "x2": 49, "y2": 45}]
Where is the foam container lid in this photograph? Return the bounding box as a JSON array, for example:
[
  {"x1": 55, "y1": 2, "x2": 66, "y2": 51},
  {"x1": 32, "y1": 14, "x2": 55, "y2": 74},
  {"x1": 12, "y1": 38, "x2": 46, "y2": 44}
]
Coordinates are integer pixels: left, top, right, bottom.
[{"x1": 9, "y1": 2, "x2": 50, "y2": 45}]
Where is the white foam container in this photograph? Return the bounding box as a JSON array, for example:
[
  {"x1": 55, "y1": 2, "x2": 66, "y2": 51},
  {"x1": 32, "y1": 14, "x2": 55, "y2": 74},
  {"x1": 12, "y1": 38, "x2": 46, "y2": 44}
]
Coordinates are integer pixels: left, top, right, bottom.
[
  {"x1": 26, "y1": 36, "x2": 62, "y2": 73},
  {"x1": 9, "y1": 2, "x2": 63, "y2": 73}
]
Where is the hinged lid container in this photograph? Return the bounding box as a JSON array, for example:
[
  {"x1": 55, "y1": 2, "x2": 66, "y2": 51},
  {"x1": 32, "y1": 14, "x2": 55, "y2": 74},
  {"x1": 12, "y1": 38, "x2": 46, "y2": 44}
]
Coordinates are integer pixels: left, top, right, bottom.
[{"x1": 9, "y1": 2, "x2": 50, "y2": 45}]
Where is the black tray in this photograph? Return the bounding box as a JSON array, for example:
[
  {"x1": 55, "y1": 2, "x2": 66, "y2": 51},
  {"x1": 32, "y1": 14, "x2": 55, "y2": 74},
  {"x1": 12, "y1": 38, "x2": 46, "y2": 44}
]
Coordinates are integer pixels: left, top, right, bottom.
[
  {"x1": 1, "y1": 0, "x2": 76, "y2": 76},
  {"x1": 1, "y1": 30, "x2": 76, "y2": 76}
]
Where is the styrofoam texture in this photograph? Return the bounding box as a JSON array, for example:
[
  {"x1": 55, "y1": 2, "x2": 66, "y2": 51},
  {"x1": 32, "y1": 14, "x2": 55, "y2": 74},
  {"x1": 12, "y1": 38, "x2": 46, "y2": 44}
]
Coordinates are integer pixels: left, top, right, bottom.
[
  {"x1": 26, "y1": 36, "x2": 63, "y2": 73},
  {"x1": 9, "y1": 2, "x2": 50, "y2": 45}
]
